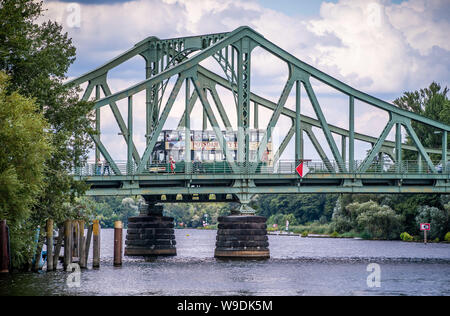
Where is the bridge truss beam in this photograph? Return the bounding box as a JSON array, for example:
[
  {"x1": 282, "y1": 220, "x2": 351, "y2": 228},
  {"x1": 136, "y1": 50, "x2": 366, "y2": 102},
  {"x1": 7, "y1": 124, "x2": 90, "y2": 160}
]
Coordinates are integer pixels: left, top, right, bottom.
[{"x1": 65, "y1": 26, "x2": 450, "y2": 200}]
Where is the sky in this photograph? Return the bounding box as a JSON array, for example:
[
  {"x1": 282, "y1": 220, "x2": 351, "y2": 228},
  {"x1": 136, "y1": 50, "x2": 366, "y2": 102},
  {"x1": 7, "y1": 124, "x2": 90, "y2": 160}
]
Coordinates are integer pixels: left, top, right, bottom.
[{"x1": 41, "y1": 0, "x2": 450, "y2": 163}]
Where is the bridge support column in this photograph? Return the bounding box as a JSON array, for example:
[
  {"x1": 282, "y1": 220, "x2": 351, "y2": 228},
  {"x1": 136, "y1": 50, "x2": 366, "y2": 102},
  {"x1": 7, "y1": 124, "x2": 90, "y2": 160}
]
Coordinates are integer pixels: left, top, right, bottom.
[
  {"x1": 124, "y1": 201, "x2": 176, "y2": 257},
  {"x1": 215, "y1": 204, "x2": 269, "y2": 259}
]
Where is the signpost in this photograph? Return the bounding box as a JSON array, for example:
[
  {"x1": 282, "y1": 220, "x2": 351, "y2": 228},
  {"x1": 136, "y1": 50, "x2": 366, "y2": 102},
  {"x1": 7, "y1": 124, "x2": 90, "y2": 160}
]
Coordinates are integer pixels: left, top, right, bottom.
[{"x1": 420, "y1": 223, "x2": 431, "y2": 244}]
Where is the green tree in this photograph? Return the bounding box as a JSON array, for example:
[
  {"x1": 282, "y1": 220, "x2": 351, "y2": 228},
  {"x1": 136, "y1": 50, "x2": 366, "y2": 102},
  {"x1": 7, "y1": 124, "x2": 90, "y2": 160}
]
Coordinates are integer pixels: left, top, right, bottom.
[
  {"x1": 393, "y1": 82, "x2": 449, "y2": 161},
  {"x1": 0, "y1": 0, "x2": 95, "y2": 268},
  {"x1": 349, "y1": 201, "x2": 403, "y2": 240},
  {"x1": 415, "y1": 205, "x2": 449, "y2": 240},
  {"x1": 118, "y1": 197, "x2": 140, "y2": 227},
  {"x1": 332, "y1": 200, "x2": 403, "y2": 239},
  {"x1": 254, "y1": 194, "x2": 338, "y2": 225},
  {"x1": 0, "y1": 72, "x2": 52, "y2": 267}
]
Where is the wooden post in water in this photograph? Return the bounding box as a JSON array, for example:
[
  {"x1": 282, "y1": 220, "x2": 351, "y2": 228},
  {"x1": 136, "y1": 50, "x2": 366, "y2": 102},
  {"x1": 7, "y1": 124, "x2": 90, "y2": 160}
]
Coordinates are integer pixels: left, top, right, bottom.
[
  {"x1": 32, "y1": 228, "x2": 43, "y2": 272},
  {"x1": 0, "y1": 220, "x2": 10, "y2": 273},
  {"x1": 114, "y1": 221, "x2": 123, "y2": 267},
  {"x1": 84, "y1": 224, "x2": 93, "y2": 267},
  {"x1": 79, "y1": 221, "x2": 86, "y2": 268},
  {"x1": 72, "y1": 221, "x2": 79, "y2": 258},
  {"x1": 46, "y1": 219, "x2": 54, "y2": 271},
  {"x1": 64, "y1": 220, "x2": 72, "y2": 270},
  {"x1": 53, "y1": 225, "x2": 64, "y2": 270},
  {"x1": 93, "y1": 220, "x2": 100, "y2": 268}
]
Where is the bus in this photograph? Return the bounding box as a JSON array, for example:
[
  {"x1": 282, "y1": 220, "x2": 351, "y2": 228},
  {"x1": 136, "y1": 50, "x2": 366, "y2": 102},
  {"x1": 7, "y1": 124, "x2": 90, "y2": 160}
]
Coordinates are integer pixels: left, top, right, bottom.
[{"x1": 149, "y1": 129, "x2": 273, "y2": 173}]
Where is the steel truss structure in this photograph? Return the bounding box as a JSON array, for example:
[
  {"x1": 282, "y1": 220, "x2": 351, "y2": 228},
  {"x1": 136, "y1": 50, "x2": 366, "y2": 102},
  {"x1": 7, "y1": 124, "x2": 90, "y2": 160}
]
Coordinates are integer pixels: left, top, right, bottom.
[{"x1": 66, "y1": 27, "x2": 450, "y2": 202}]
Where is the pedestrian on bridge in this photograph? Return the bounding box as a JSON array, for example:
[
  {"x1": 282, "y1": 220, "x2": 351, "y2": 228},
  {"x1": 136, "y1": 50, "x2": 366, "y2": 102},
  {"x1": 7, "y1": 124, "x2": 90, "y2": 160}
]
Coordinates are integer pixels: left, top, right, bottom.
[
  {"x1": 103, "y1": 159, "x2": 111, "y2": 175},
  {"x1": 169, "y1": 156, "x2": 176, "y2": 174},
  {"x1": 96, "y1": 158, "x2": 102, "y2": 175}
]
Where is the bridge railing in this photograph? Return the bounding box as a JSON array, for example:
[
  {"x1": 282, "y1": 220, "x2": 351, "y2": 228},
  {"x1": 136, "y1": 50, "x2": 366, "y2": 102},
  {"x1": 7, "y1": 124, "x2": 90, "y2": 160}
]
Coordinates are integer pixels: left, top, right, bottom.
[{"x1": 71, "y1": 159, "x2": 448, "y2": 176}]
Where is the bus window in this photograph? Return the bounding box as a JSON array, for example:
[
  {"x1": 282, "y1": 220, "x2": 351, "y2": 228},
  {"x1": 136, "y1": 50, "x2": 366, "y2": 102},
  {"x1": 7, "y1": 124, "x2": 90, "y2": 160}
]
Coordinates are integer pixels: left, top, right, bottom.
[
  {"x1": 194, "y1": 131, "x2": 202, "y2": 141},
  {"x1": 168, "y1": 131, "x2": 179, "y2": 141},
  {"x1": 157, "y1": 151, "x2": 164, "y2": 163}
]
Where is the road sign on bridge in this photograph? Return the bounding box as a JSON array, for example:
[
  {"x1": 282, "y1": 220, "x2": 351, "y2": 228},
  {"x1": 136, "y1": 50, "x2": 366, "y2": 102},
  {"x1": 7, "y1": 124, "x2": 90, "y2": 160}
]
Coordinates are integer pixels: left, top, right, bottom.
[{"x1": 296, "y1": 161, "x2": 310, "y2": 178}]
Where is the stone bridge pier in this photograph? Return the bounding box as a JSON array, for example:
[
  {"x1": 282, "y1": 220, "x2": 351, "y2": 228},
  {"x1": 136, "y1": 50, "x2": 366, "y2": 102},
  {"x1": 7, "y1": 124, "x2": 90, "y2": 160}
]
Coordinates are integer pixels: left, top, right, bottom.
[
  {"x1": 124, "y1": 197, "x2": 176, "y2": 257},
  {"x1": 215, "y1": 201, "x2": 270, "y2": 259}
]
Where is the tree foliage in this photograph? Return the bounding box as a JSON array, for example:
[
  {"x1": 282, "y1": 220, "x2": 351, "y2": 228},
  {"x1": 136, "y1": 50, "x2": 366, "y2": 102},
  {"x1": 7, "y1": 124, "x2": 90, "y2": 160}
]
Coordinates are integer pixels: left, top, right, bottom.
[
  {"x1": 393, "y1": 82, "x2": 449, "y2": 161},
  {"x1": 0, "y1": 72, "x2": 52, "y2": 267},
  {"x1": 415, "y1": 204, "x2": 449, "y2": 240},
  {"x1": 165, "y1": 203, "x2": 234, "y2": 228},
  {"x1": 332, "y1": 200, "x2": 403, "y2": 239},
  {"x1": 0, "y1": 0, "x2": 95, "y2": 269},
  {"x1": 90, "y1": 197, "x2": 140, "y2": 228},
  {"x1": 254, "y1": 194, "x2": 338, "y2": 224}
]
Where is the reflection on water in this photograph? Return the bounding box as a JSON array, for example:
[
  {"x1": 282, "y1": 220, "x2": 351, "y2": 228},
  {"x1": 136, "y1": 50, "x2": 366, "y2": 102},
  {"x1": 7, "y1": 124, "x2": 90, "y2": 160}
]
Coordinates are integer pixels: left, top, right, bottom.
[{"x1": 0, "y1": 229, "x2": 449, "y2": 296}]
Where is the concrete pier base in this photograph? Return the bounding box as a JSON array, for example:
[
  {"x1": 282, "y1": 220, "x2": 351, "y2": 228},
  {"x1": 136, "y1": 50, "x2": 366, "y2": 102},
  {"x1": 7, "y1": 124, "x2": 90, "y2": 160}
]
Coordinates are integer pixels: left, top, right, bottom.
[
  {"x1": 125, "y1": 203, "x2": 176, "y2": 257},
  {"x1": 214, "y1": 215, "x2": 270, "y2": 259}
]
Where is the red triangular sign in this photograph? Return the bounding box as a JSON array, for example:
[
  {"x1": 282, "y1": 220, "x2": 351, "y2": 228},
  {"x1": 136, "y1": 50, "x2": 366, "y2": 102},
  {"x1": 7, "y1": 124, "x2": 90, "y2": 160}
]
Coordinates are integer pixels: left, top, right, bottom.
[{"x1": 296, "y1": 162, "x2": 309, "y2": 177}]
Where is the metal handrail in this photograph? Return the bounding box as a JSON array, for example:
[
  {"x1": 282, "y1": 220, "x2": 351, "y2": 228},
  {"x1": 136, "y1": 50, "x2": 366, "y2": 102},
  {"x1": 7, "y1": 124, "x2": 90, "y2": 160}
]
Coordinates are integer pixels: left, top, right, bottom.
[{"x1": 71, "y1": 159, "x2": 448, "y2": 176}]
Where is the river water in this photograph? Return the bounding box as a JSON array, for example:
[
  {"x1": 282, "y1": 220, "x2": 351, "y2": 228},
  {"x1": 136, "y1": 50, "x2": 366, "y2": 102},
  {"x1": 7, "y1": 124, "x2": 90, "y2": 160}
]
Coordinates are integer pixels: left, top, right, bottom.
[{"x1": 0, "y1": 229, "x2": 449, "y2": 296}]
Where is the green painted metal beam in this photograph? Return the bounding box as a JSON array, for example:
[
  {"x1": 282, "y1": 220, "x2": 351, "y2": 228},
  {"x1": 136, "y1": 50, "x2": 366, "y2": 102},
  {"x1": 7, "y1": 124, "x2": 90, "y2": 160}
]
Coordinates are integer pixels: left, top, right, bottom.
[
  {"x1": 127, "y1": 96, "x2": 133, "y2": 173},
  {"x1": 83, "y1": 185, "x2": 449, "y2": 196},
  {"x1": 177, "y1": 89, "x2": 198, "y2": 128},
  {"x1": 295, "y1": 81, "x2": 302, "y2": 163},
  {"x1": 209, "y1": 84, "x2": 233, "y2": 132},
  {"x1": 100, "y1": 81, "x2": 141, "y2": 165},
  {"x1": 95, "y1": 85, "x2": 101, "y2": 163},
  {"x1": 358, "y1": 119, "x2": 396, "y2": 173},
  {"x1": 185, "y1": 78, "x2": 192, "y2": 173},
  {"x1": 242, "y1": 27, "x2": 450, "y2": 131},
  {"x1": 303, "y1": 126, "x2": 333, "y2": 172},
  {"x1": 254, "y1": 101, "x2": 258, "y2": 129},
  {"x1": 302, "y1": 77, "x2": 345, "y2": 171},
  {"x1": 443, "y1": 131, "x2": 448, "y2": 173},
  {"x1": 273, "y1": 122, "x2": 295, "y2": 165},
  {"x1": 197, "y1": 67, "x2": 447, "y2": 158},
  {"x1": 404, "y1": 121, "x2": 436, "y2": 172},
  {"x1": 91, "y1": 135, "x2": 121, "y2": 175},
  {"x1": 190, "y1": 72, "x2": 239, "y2": 173},
  {"x1": 253, "y1": 72, "x2": 296, "y2": 171},
  {"x1": 349, "y1": 96, "x2": 355, "y2": 172},
  {"x1": 137, "y1": 74, "x2": 185, "y2": 173},
  {"x1": 65, "y1": 26, "x2": 450, "y2": 199}
]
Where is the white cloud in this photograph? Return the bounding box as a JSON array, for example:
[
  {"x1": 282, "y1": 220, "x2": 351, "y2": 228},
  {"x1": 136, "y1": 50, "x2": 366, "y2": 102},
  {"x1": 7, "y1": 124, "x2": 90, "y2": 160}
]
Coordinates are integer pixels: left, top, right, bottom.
[
  {"x1": 305, "y1": 0, "x2": 449, "y2": 93},
  {"x1": 43, "y1": 0, "x2": 449, "y2": 93},
  {"x1": 387, "y1": 0, "x2": 450, "y2": 55}
]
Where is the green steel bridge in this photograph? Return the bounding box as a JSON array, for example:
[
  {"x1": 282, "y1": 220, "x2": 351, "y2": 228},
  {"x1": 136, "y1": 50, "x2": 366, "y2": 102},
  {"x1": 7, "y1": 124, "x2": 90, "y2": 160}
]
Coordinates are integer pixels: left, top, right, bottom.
[{"x1": 67, "y1": 26, "x2": 450, "y2": 205}]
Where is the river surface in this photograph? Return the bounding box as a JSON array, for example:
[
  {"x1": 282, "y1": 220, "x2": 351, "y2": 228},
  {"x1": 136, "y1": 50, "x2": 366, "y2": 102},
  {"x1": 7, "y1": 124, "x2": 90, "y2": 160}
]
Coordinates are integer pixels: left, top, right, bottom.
[{"x1": 0, "y1": 229, "x2": 449, "y2": 296}]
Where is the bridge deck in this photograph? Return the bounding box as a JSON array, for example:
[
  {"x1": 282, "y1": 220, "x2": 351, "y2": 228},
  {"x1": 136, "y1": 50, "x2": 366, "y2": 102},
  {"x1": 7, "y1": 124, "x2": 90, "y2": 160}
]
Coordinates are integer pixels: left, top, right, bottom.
[{"x1": 74, "y1": 160, "x2": 450, "y2": 197}]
